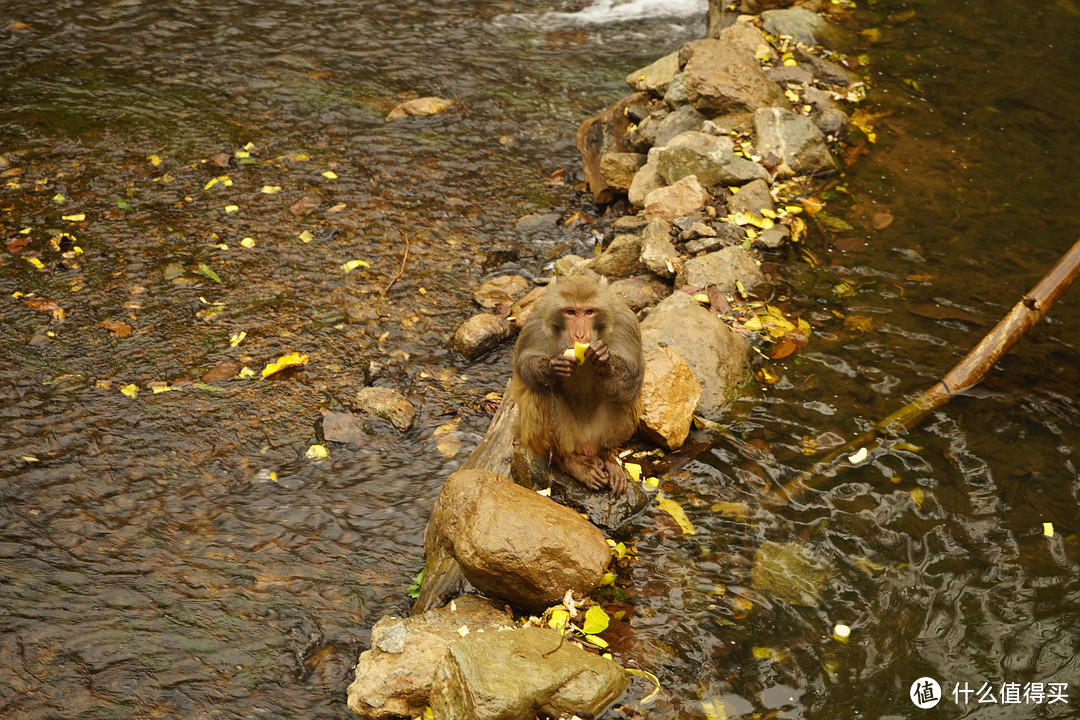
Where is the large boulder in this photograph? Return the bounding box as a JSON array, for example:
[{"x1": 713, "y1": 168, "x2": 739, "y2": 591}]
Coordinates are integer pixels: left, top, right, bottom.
[
  {"x1": 675, "y1": 246, "x2": 767, "y2": 294},
  {"x1": 346, "y1": 596, "x2": 513, "y2": 720},
  {"x1": 599, "y1": 152, "x2": 647, "y2": 193},
  {"x1": 761, "y1": 7, "x2": 838, "y2": 46},
  {"x1": 643, "y1": 175, "x2": 710, "y2": 223},
  {"x1": 681, "y1": 37, "x2": 788, "y2": 115},
  {"x1": 639, "y1": 219, "x2": 682, "y2": 279},
  {"x1": 648, "y1": 143, "x2": 769, "y2": 188},
  {"x1": 641, "y1": 292, "x2": 752, "y2": 416},
  {"x1": 426, "y1": 469, "x2": 612, "y2": 610},
  {"x1": 354, "y1": 386, "x2": 416, "y2": 432},
  {"x1": 753, "y1": 107, "x2": 838, "y2": 178},
  {"x1": 626, "y1": 51, "x2": 680, "y2": 95},
  {"x1": 577, "y1": 92, "x2": 652, "y2": 204},
  {"x1": 639, "y1": 344, "x2": 701, "y2": 450},
  {"x1": 628, "y1": 163, "x2": 666, "y2": 207},
  {"x1": 585, "y1": 233, "x2": 648, "y2": 278},
  {"x1": 430, "y1": 626, "x2": 629, "y2": 720}
]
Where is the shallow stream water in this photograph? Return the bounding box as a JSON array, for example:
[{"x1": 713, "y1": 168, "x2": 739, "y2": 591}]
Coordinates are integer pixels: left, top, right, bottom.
[{"x1": 1, "y1": 1, "x2": 1078, "y2": 718}]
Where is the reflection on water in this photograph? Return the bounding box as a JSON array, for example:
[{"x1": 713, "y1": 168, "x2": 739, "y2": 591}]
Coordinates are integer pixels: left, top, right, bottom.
[{"x1": 1, "y1": 0, "x2": 1079, "y2": 718}]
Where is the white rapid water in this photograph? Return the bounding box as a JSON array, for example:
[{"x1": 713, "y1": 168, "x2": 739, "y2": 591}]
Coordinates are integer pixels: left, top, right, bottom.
[{"x1": 496, "y1": 0, "x2": 708, "y2": 29}]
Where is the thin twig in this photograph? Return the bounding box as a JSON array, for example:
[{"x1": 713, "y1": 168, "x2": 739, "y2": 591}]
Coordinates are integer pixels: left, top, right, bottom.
[{"x1": 375, "y1": 232, "x2": 411, "y2": 318}]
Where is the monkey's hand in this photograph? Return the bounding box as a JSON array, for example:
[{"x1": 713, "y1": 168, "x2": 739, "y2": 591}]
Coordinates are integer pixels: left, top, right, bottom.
[
  {"x1": 602, "y1": 456, "x2": 628, "y2": 496},
  {"x1": 548, "y1": 354, "x2": 577, "y2": 379},
  {"x1": 584, "y1": 339, "x2": 610, "y2": 367}
]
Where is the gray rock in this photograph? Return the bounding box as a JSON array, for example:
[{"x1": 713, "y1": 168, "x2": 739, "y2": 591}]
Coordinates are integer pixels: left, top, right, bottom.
[
  {"x1": 627, "y1": 162, "x2": 666, "y2": 208},
  {"x1": 639, "y1": 218, "x2": 682, "y2": 279},
  {"x1": 682, "y1": 37, "x2": 788, "y2": 115},
  {"x1": 648, "y1": 143, "x2": 769, "y2": 188},
  {"x1": 654, "y1": 104, "x2": 708, "y2": 148},
  {"x1": 754, "y1": 224, "x2": 791, "y2": 249},
  {"x1": 354, "y1": 386, "x2": 416, "y2": 431},
  {"x1": 766, "y1": 64, "x2": 815, "y2": 87},
  {"x1": 515, "y1": 213, "x2": 560, "y2": 234},
  {"x1": 626, "y1": 51, "x2": 680, "y2": 95},
  {"x1": 666, "y1": 130, "x2": 736, "y2": 153},
  {"x1": 624, "y1": 109, "x2": 667, "y2": 153},
  {"x1": 675, "y1": 245, "x2": 766, "y2": 293},
  {"x1": 452, "y1": 313, "x2": 516, "y2": 361},
  {"x1": 678, "y1": 221, "x2": 717, "y2": 242},
  {"x1": 426, "y1": 469, "x2": 612, "y2": 610},
  {"x1": 794, "y1": 47, "x2": 859, "y2": 86},
  {"x1": 609, "y1": 275, "x2": 669, "y2": 312},
  {"x1": 802, "y1": 86, "x2": 850, "y2": 139},
  {"x1": 430, "y1": 627, "x2": 629, "y2": 720},
  {"x1": 728, "y1": 178, "x2": 775, "y2": 216},
  {"x1": 761, "y1": 7, "x2": 834, "y2": 46},
  {"x1": 663, "y1": 72, "x2": 688, "y2": 108},
  {"x1": 553, "y1": 254, "x2": 587, "y2": 277},
  {"x1": 643, "y1": 175, "x2": 710, "y2": 223},
  {"x1": 585, "y1": 233, "x2": 647, "y2": 278},
  {"x1": 346, "y1": 596, "x2": 513, "y2": 720},
  {"x1": 686, "y1": 222, "x2": 746, "y2": 254},
  {"x1": 474, "y1": 274, "x2": 530, "y2": 309},
  {"x1": 612, "y1": 214, "x2": 649, "y2": 234},
  {"x1": 641, "y1": 292, "x2": 752, "y2": 416},
  {"x1": 753, "y1": 107, "x2": 838, "y2": 178}
]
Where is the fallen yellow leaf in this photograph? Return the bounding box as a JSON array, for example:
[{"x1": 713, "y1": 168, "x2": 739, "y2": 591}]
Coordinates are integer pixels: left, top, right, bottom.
[
  {"x1": 657, "y1": 491, "x2": 695, "y2": 535},
  {"x1": 262, "y1": 351, "x2": 309, "y2": 378}
]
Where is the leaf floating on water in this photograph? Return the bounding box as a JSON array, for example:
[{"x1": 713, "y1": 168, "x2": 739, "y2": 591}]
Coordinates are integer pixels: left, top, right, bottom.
[
  {"x1": 848, "y1": 447, "x2": 868, "y2": 463},
  {"x1": 701, "y1": 698, "x2": 729, "y2": 720},
  {"x1": 24, "y1": 256, "x2": 46, "y2": 270},
  {"x1": 298, "y1": 230, "x2": 314, "y2": 243},
  {"x1": 240, "y1": 237, "x2": 255, "y2": 248},
  {"x1": 148, "y1": 154, "x2": 163, "y2": 166},
  {"x1": 229, "y1": 331, "x2": 247, "y2": 347},
  {"x1": 305, "y1": 444, "x2": 329, "y2": 460},
  {"x1": 260, "y1": 185, "x2": 281, "y2": 194},
  {"x1": 116, "y1": 199, "x2": 133, "y2": 211},
  {"x1": 120, "y1": 383, "x2": 140, "y2": 398},
  {"x1": 23, "y1": 297, "x2": 65, "y2": 321},
  {"x1": 321, "y1": 170, "x2": 338, "y2": 180},
  {"x1": 657, "y1": 491, "x2": 695, "y2": 535},
  {"x1": 262, "y1": 351, "x2": 309, "y2": 378},
  {"x1": 197, "y1": 263, "x2": 222, "y2": 283},
  {"x1": 100, "y1": 320, "x2": 132, "y2": 337},
  {"x1": 909, "y1": 487, "x2": 925, "y2": 508},
  {"x1": 223, "y1": 205, "x2": 239, "y2": 214},
  {"x1": 62, "y1": 213, "x2": 86, "y2": 222},
  {"x1": 626, "y1": 668, "x2": 661, "y2": 704},
  {"x1": 1043, "y1": 522, "x2": 1055, "y2": 537}
]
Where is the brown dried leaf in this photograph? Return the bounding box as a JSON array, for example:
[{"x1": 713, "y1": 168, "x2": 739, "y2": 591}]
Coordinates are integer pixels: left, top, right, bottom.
[
  {"x1": 289, "y1": 195, "x2": 322, "y2": 216},
  {"x1": 871, "y1": 212, "x2": 894, "y2": 230},
  {"x1": 24, "y1": 298, "x2": 65, "y2": 322},
  {"x1": 100, "y1": 320, "x2": 132, "y2": 337},
  {"x1": 6, "y1": 235, "x2": 32, "y2": 254}
]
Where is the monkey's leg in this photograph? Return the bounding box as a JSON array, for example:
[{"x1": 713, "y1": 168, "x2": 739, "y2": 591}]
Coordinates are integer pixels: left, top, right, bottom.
[
  {"x1": 600, "y1": 453, "x2": 628, "y2": 495},
  {"x1": 559, "y1": 453, "x2": 608, "y2": 491}
]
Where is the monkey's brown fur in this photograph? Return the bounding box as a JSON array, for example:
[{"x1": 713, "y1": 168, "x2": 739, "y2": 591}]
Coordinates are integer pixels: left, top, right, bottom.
[{"x1": 510, "y1": 276, "x2": 645, "y2": 494}]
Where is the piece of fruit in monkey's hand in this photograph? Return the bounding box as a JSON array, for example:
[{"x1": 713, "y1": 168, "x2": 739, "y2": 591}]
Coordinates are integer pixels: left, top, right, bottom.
[{"x1": 561, "y1": 342, "x2": 589, "y2": 365}]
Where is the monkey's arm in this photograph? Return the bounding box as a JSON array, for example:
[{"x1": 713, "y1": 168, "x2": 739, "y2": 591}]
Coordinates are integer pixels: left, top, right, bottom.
[{"x1": 586, "y1": 340, "x2": 643, "y2": 404}]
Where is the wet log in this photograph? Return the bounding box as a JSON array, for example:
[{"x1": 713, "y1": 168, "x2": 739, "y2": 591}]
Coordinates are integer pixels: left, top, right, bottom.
[{"x1": 768, "y1": 236, "x2": 1080, "y2": 505}]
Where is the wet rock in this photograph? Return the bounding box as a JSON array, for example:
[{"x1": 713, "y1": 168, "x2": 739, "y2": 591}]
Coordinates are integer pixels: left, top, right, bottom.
[
  {"x1": 0, "y1": 155, "x2": 10, "y2": 169},
  {"x1": 793, "y1": 47, "x2": 859, "y2": 86},
  {"x1": 452, "y1": 313, "x2": 516, "y2": 360},
  {"x1": 677, "y1": 221, "x2": 717, "y2": 242},
  {"x1": 639, "y1": 218, "x2": 682, "y2": 279},
  {"x1": 639, "y1": 343, "x2": 701, "y2": 450},
  {"x1": 728, "y1": 178, "x2": 775, "y2": 216},
  {"x1": 473, "y1": 274, "x2": 530, "y2": 309},
  {"x1": 682, "y1": 37, "x2": 787, "y2": 115},
  {"x1": 641, "y1": 292, "x2": 752, "y2": 416},
  {"x1": 654, "y1": 105, "x2": 709, "y2": 148},
  {"x1": 346, "y1": 596, "x2": 512, "y2": 720},
  {"x1": 585, "y1": 233, "x2": 647, "y2": 278},
  {"x1": 751, "y1": 540, "x2": 832, "y2": 607},
  {"x1": 761, "y1": 7, "x2": 836, "y2": 46},
  {"x1": 320, "y1": 409, "x2": 368, "y2": 444},
  {"x1": 663, "y1": 72, "x2": 688, "y2": 108},
  {"x1": 515, "y1": 213, "x2": 560, "y2": 234},
  {"x1": 576, "y1": 92, "x2": 651, "y2": 204},
  {"x1": 609, "y1": 275, "x2": 669, "y2": 312},
  {"x1": 667, "y1": 130, "x2": 736, "y2": 153},
  {"x1": 686, "y1": 222, "x2": 746, "y2": 254},
  {"x1": 802, "y1": 86, "x2": 850, "y2": 139},
  {"x1": 612, "y1": 214, "x2": 649, "y2": 234},
  {"x1": 754, "y1": 224, "x2": 791, "y2": 249},
  {"x1": 430, "y1": 626, "x2": 629, "y2": 720},
  {"x1": 201, "y1": 358, "x2": 242, "y2": 383},
  {"x1": 643, "y1": 175, "x2": 709, "y2": 223},
  {"x1": 628, "y1": 162, "x2": 666, "y2": 207},
  {"x1": 626, "y1": 51, "x2": 680, "y2": 96},
  {"x1": 385, "y1": 96, "x2": 456, "y2": 122},
  {"x1": 648, "y1": 142, "x2": 769, "y2": 188},
  {"x1": 753, "y1": 107, "x2": 838, "y2": 178},
  {"x1": 675, "y1": 245, "x2": 766, "y2": 294},
  {"x1": 599, "y1": 151, "x2": 647, "y2": 193},
  {"x1": 427, "y1": 469, "x2": 611, "y2": 610},
  {"x1": 766, "y1": 64, "x2": 815, "y2": 87},
  {"x1": 512, "y1": 450, "x2": 649, "y2": 532},
  {"x1": 354, "y1": 386, "x2": 416, "y2": 432}
]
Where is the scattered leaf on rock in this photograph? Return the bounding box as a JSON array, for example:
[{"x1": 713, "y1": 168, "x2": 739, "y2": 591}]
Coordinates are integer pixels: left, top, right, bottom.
[{"x1": 262, "y1": 352, "x2": 309, "y2": 378}]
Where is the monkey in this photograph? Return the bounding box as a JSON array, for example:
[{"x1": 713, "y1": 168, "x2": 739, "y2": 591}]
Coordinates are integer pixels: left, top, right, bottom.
[{"x1": 510, "y1": 275, "x2": 645, "y2": 495}]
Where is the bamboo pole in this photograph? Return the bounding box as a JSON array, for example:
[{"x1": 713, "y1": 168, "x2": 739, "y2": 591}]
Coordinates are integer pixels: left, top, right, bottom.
[{"x1": 766, "y1": 236, "x2": 1080, "y2": 506}]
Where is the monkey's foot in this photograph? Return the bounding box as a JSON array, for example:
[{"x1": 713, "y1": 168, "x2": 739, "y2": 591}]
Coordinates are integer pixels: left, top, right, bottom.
[
  {"x1": 602, "y1": 455, "x2": 628, "y2": 496},
  {"x1": 562, "y1": 454, "x2": 607, "y2": 491}
]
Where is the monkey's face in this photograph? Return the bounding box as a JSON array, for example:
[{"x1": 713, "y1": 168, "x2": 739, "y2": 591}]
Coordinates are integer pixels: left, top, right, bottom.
[{"x1": 560, "y1": 303, "x2": 601, "y2": 346}]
